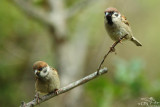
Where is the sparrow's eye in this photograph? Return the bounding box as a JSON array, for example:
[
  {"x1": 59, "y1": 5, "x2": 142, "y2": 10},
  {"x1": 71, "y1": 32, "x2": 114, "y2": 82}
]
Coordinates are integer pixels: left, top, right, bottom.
[{"x1": 38, "y1": 68, "x2": 43, "y2": 71}]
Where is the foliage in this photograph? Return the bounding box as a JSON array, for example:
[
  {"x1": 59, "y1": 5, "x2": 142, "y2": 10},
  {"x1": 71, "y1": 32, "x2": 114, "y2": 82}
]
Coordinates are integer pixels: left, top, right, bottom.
[{"x1": 0, "y1": 0, "x2": 160, "y2": 107}]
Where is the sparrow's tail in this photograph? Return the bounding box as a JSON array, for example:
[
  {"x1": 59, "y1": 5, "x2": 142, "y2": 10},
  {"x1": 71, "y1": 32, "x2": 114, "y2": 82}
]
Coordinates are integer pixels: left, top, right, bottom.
[{"x1": 131, "y1": 37, "x2": 142, "y2": 46}]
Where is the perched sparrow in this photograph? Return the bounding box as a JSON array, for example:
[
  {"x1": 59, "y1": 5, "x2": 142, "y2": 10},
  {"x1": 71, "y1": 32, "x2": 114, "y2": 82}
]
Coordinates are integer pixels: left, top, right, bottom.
[
  {"x1": 104, "y1": 7, "x2": 142, "y2": 46},
  {"x1": 33, "y1": 61, "x2": 60, "y2": 95}
]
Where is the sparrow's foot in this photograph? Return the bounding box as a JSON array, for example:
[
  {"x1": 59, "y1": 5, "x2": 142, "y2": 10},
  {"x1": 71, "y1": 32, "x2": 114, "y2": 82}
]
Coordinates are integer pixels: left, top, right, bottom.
[
  {"x1": 119, "y1": 40, "x2": 123, "y2": 44},
  {"x1": 21, "y1": 101, "x2": 26, "y2": 107},
  {"x1": 110, "y1": 47, "x2": 115, "y2": 52},
  {"x1": 97, "y1": 70, "x2": 100, "y2": 75},
  {"x1": 34, "y1": 93, "x2": 41, "y2": 104},
  {"x1": 49, "y1": 89, "x2": 59, "y2": 95},
  {"x1": 54, "y1": 89, "x2": 59, "y2": 95}
]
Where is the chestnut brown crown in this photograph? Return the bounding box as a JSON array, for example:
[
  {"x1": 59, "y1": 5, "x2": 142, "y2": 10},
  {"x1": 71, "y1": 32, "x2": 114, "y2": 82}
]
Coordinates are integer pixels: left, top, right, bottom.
[
  {"x1": 33, "y1": 61, "x2": 48, "y2": 71},
  {"x1": 104, "y1": 7, "x2": 119, "y2": 13}
]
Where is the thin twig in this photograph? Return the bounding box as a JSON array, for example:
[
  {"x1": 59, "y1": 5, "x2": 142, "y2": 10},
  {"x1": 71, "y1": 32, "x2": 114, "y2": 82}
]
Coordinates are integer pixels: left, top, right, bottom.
[
  {"x1": 97, "y1": 34, "x2": 128, "y2": 74},
  {"x1": 11, "y1": 0, "x2": 52, "y2": 26},
  {"x1": 19, "y1": 68, "x2": 108, "y2": 107},
  {"x1": 66, "y1": 0, "x2": 96, "y2": 18}
]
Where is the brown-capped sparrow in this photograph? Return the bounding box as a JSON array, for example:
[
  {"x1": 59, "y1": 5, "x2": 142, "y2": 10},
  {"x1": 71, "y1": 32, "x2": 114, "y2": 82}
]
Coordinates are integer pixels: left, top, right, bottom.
[
  {"x1": 33, "y1": 61, "x2": 60, "y2": 98},
  {"x1": 104, "y1": 7, "x2": 142, "y2": 46}
]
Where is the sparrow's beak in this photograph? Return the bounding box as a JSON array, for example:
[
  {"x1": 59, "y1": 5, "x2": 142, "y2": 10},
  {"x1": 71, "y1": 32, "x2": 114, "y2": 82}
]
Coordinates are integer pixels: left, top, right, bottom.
[
  {"x1": 105, "y1": 12, "x2": 113, "y2": 17},
  {"x1": 105, "y1": 12, "x2": 109, "y2": 16},
  {"x1": 105, "y1": 12, "x2": 113, "y2": 25},
  {"x1": 35, "y1": 70, "x2": 40, "y2": 76}
]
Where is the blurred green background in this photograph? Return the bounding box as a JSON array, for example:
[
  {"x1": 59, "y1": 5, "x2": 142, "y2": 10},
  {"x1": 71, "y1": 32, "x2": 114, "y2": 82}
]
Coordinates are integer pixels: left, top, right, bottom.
[{"x1": 0, "y1": 0, "x2": 160, "y2": 107}]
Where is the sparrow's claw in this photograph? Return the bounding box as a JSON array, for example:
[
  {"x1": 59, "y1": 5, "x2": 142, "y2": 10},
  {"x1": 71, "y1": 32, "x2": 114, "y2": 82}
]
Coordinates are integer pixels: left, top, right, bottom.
[
  {"x1": 34, "y1": 93, "x2": 41, "y2": 104},
  {"x1": 21, "y1": 101, "x2": 26, "y2": 107},
  {"x1": 110, "y1": 47, "x2": 115, "y2": 52},
  {"x1": 54, "y1": 89, "x2": 59, "y2": 95},
  {"x1": 118, "y1": 37, "x2": 124, "y2": 43},
  {"x1": 48, "y1": 89, "x2": 59, "y2": 95},
  {"x1": 119, "y1": 40, "x2": 123, "y2": 44}
]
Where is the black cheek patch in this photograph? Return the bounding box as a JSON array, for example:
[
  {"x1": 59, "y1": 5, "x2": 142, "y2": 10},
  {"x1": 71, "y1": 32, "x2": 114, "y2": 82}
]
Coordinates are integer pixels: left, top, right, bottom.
[
  {"x1": 115, "y1": 13, "x2": 118, "y2": 17},
  {"x1": 43, "y1": 70, "x2": 47, "y2": 73}
]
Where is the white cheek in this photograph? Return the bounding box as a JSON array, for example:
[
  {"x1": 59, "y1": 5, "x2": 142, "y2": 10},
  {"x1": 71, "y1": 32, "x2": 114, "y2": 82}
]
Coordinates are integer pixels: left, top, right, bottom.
[
  {"x1": 112, "y1": 17, "x2": 118, "y2": 22},
  {"x1": 35, "y1": 70, "x2": 38, "y2": 75},
  {"x1": 40, "y1": 71, "x2": 48, "y2": 77},
  {"x1": 118, "y1": 15, "x2": 121, "y2": 18},
  {"x1": 40, "y1": 66, "x2": 50, "y2": 77},
  {"x1": 112, "y1": 15, "x2": 120, "y2": 22},
  {"x1": 47, "y1": 66, "x2": 50, "y2": 71}
]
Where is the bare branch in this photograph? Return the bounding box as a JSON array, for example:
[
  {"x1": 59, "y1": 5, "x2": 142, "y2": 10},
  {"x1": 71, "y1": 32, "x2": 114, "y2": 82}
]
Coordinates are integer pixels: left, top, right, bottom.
[
  {"x1": 66, "y1": 0, "x2": 96, "y2": 18},
  {"x1": 12, "y1": 0, "x2": 67, "y2": 39},
  {"x1": 97, "y1": 34, "x2": 128, "y2": 74},
  {"x1": 20, "y1": 68, "x2": 108, "y2": 107},
  {"x1": 12, "y1": 0, "x2": 52, "y2": 25}
]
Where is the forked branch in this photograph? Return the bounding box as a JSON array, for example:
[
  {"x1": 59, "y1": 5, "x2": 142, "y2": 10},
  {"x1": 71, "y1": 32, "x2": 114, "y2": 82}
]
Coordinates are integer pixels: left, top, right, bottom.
[
  {"x1": 12, "y1": 0, "x2": 52, "y2": 26},
  {"x1": 97, "y1": 34, "x2": 128, "y2": 74}
]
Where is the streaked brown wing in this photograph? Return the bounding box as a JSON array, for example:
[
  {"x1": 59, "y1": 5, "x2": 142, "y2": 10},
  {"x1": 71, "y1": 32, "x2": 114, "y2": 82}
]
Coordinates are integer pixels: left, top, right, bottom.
[
  {"x1": 121, "y1": 15, "x2": 129, "y2": 26},
  {"x1": 51, "y1": 67, "x2": 58, "y2": 74}
]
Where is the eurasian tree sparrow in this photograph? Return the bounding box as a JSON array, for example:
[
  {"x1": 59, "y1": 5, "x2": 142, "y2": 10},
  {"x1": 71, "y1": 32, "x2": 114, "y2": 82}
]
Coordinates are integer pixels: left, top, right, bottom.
[
  {"x1": 33, "y1": 61, "x2": 60, "y2": 95},
  {"x1": 104, "y1": 7, "x2": 142, "y2": 46}
]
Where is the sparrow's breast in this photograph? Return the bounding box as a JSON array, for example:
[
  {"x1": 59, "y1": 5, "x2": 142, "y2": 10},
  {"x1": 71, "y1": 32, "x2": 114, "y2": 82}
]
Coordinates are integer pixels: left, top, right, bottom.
[{"x1": 105, "y1": 21, "x2": 131, "y2": 41}]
